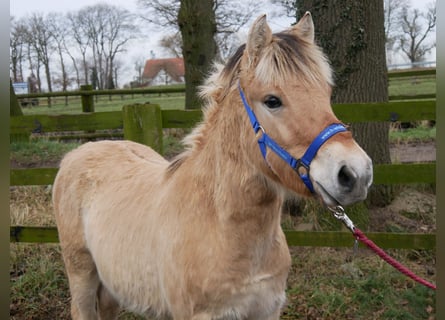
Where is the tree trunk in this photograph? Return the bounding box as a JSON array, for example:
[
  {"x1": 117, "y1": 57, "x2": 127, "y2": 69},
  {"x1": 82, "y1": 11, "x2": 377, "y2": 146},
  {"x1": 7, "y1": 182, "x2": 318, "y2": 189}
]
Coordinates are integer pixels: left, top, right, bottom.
[
  {"x1": 178, "y1": 0, "x2": 217, "y2": 109},
  {"x1": 296, "y1": 1, "x2": 393, "y2": 207},
  {"x1": 44, "y1": 62, "x2": 53, "y2": 107}
]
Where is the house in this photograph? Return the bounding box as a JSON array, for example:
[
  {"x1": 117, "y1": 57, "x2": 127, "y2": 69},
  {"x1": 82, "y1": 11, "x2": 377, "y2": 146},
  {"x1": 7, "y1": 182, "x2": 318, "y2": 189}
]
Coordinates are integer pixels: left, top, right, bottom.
[{"x1": 142, "y1": 58, "x2": 185, "y2": 86}]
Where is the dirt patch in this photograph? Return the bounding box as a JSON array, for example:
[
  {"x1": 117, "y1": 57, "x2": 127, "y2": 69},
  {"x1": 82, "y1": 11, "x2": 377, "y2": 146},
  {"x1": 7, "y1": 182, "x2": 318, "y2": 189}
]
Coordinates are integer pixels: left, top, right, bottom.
[
  {"x1": 10, "y1": 159, "x2": 61, "y2": 169},
  {"x1": 390, "y1": 140, "x2": 436, "y2": 163},
  {"x1": 369, "y1": 187, "x2": 436, "y2": 233}
]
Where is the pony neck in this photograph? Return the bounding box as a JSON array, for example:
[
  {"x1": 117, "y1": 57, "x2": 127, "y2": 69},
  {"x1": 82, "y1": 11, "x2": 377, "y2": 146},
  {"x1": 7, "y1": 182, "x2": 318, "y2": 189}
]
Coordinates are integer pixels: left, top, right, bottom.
[{"x1": 180, "y1": 90, "x2": 284, "y2": 220}]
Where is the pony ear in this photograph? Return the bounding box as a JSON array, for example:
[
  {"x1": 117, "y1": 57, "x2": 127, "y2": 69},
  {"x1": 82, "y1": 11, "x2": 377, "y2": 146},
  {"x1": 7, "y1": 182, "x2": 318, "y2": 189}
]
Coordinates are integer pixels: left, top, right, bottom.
[
  {"x1": 246, "y1": 14, "x2": 273, "y2": 63},
  {"x1": 292, "y1": 11, "x2": 315, "y2": 43}
]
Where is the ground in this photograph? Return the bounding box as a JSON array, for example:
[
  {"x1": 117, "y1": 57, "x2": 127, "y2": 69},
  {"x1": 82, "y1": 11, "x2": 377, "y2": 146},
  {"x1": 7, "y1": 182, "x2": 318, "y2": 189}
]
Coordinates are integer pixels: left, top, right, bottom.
[{"x1": 390, "y1": 140, "x2": 436, "y2": 163}]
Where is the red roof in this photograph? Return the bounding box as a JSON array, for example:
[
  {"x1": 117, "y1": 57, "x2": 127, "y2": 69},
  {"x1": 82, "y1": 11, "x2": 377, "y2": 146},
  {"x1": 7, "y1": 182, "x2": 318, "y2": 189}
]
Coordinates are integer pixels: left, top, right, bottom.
[{"x1": 142, "y1": 58, "x2": 185, "y2": 83}]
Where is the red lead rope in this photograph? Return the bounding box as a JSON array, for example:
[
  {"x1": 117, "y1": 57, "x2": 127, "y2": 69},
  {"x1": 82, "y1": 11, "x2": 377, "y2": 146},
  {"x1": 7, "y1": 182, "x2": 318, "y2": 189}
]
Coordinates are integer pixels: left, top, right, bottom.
[
  {"x1": 353, "y1": 227, "x2": 436, "y2": 290},
  {"x1": 328, "y1": 206, "x2": 436, "y2": 290}
]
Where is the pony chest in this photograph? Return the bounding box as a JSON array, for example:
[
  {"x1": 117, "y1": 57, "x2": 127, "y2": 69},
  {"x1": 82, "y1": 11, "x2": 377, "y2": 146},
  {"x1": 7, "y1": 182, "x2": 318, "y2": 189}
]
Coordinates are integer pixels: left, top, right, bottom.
[{"x1": 210, "y1": 273, "x2": 288, "y2": 319}]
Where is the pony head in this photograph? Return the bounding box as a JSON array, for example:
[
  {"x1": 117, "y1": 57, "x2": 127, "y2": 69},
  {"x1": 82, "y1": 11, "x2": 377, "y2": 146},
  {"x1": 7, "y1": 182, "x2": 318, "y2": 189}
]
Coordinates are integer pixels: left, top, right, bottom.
[{"x1": 231, "y1": 13, "x2": 373, "y2": 206}]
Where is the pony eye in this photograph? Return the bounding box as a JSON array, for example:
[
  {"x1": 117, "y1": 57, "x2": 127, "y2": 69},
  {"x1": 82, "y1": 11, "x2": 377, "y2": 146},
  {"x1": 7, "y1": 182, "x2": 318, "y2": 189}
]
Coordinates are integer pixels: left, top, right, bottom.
[{"x1": 264, "y1": 95, "x2": 282, "y2": 109}]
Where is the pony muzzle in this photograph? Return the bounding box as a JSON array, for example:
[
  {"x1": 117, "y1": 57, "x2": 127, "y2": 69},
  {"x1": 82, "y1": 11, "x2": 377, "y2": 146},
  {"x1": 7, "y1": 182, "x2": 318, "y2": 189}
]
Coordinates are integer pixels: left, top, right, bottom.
[{"x1": 310, "y1": 143, "x2": 373, "y2": 207}]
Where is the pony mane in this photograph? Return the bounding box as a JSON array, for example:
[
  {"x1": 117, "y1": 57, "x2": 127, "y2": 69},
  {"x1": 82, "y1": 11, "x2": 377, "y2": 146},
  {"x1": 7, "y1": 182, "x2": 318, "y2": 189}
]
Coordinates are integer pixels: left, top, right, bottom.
[{"x1": 167, "y1": 30, "x2": 333, "y2": 175}]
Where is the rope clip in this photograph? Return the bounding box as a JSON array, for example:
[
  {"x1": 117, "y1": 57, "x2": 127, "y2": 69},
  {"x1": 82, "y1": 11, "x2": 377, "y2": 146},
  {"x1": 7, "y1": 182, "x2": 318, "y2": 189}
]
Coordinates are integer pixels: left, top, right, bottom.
[{"x1": 328, "y1": 205, "x2": 356, "y2": 234}]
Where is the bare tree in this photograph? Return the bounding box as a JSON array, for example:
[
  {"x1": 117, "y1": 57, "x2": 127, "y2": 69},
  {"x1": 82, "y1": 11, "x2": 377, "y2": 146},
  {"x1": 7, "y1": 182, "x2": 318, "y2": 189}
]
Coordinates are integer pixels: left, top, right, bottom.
[
  {"x1": 47, "y1": 13, "x2": 70, "y2": 91},
  {"x1": 74, "y1": 4, "x2": 137, "y2": 89},
  {"x1": 383, "y1": 0, "x2": 410, "y2": 64},
  {"x1": 105, "y1": 6, "x2": 137, "y2": 89},
  {"x1": 138, "y1": 0, "x2": 259, "y2": 108},
  {"x1": 10, "y1": 16, "x2": 27, "y2": 82},
  {"x1": 67, "y1": 11, "x2": 91, "y2": 86},
  {"x1": 397, "y1": 1, "x2": 436, "y2": 65},
  {"x1": 268, "y1": 0, "x2": 297, "y2": 17},
  {"x1": 138, "y1": 0, "x2": 180, "y2": 28},
  {"x1": 159, "y1": 33, "x2": 183, "y2": 58},
  {"x1": 137, "y1": 0, "x2": 259, "y2": 60},
  {"x1": 26, "y1": 13, "x2": 55, "y2": 93}
]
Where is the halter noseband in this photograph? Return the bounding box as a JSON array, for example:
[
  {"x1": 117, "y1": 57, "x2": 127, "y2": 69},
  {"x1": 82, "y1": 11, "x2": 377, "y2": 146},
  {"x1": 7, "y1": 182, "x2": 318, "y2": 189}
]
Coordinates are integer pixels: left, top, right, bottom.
[{"x1": 238, "y1": 83, "x2": 347, "y2": 194}]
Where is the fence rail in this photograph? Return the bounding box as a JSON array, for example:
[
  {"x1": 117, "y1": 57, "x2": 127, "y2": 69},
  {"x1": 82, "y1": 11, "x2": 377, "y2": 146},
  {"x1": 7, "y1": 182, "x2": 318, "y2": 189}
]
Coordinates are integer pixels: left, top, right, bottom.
[
  {"x1": 14, "y1": 68, "x2": 436, "y2": 111},
  {"x1": 10, "y1": 99, "x2": 436, "y2": 135},
  {"x1": 9, "y1": 226, "x2": 435, "y2": 250},
  {"x1": 9, "y1": 163, "x2": 436, "y2": 186},
  {"x1": 10, "y1": 85, "x2": 436, "y2": 249}
]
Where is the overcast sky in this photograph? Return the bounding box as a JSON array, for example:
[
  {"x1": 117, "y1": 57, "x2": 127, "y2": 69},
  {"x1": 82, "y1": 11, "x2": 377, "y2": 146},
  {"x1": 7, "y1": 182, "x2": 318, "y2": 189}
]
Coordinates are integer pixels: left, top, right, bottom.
[{"x1": 10, "y1": 0, "x2": 138, "y2": 17}]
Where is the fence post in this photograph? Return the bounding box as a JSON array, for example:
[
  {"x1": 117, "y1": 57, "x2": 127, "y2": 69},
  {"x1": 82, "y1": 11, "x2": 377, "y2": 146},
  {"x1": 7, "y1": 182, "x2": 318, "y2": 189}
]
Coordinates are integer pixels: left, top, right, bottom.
[
  {"x1": 80, "y1": 85, "x2": 94, "y2": 112},
  {"x1": 122, "y1": 103, "x2": 163, "y2": 154}
]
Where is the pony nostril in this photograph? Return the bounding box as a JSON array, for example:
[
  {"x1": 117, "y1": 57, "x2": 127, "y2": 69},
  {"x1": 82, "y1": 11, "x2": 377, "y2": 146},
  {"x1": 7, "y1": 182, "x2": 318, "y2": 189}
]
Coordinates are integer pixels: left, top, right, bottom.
[{"x1": 338, "y1": 165, "x2": 357, "y2": 191}]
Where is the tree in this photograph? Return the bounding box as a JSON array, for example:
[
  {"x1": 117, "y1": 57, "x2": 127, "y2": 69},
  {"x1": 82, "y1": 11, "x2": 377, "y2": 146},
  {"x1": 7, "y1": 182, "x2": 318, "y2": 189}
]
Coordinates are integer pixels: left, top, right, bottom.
[
  {"x1": 159, "y1": 33, "x2": 183, "y2": 58},
  {"x1": 397, "y1": 1, "x2": 436, "y2": 65},
  {"x1": 47, "y1": 13, "x2": 70, "y2": 91},
  {"x1": 71, "y1": 4, "x2": 137, "y2": 89},
  {"x1": 178, "y1": 0, "x2": 217, "y2": 109},
  {"x1": 138, "y1": 0, "x2": 259, "y2": 108},
  {"x1": 10, "y1": 17, "x2": 27, "y2": 82},
  {"x1": 295, "y1": 1, "x2": 393, "y2": 207},
  {"x1": 67, "y1": 11, "x2": 91, "y2": 86},
  {"x1": 26, "y1": 13, "x2": 55, "y2": 94},
  {"x1": 383, "y1": 0, "x2": 410, "y2": 65}
]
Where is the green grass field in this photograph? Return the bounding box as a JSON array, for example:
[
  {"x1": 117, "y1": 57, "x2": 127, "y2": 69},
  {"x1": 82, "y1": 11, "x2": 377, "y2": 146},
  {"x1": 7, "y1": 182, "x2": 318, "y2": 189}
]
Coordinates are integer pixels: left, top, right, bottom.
[
  {"x1": 388, "y1": 74, "x2": 436, "y2": 98},
  {"x1": 21, "y1": 92, "x2": 186, "y2": 115}
]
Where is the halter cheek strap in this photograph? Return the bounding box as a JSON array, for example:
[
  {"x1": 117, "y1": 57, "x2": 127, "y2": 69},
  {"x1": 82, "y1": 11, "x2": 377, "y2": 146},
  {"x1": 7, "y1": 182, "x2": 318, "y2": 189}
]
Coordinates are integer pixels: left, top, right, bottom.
[{"x1": 238, "y1": 83, "x2": 347, "y2": 194}]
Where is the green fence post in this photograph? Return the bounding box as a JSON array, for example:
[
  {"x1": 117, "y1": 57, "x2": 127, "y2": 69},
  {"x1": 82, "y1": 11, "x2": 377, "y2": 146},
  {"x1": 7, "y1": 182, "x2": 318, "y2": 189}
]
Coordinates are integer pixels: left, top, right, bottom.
[
  {"x1": 80, "y1": 84, "x2": 94, "y2": 113},
  {"x1": 122, "y1": 103, "x2": 163, "y2": 154}
]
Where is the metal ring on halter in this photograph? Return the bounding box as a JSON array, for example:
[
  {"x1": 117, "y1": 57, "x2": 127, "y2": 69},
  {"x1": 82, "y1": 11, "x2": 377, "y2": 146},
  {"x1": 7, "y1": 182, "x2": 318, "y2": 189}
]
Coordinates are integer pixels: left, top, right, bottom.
[
  {"x1": 296, "y1": 160, "x2": 310, "y2": 177},
  {"x1": 255, "y1": 125, "x2": 266, "y2": 136},
  {"x1": 328, "y1": 205, "x2": 356, "y2": 233}
]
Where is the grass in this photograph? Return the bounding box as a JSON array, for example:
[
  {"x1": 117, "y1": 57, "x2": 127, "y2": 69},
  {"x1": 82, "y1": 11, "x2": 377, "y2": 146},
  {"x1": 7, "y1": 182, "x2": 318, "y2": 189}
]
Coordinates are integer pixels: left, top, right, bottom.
[
  {"x1": 389, "y1": 124, "x2": 436, "y2": 144},
  {"x1": 10, "y1": 129, "x2": 189, "y2": 169},
  {"x1": 10, "y1": 139, "x2": 80, "y2": 168},
  {"x1": 10, "y1": 245, "x2": 436, "y2": 320},
  {"x1": 20, "y1": 92, "x2": 186, "y2": 115},
  {"x1": 388, "y1": 74, "x2": 436, "y2": 97},
  {"x1": 282, "y1": 247, "x2": 435, "y2": 319}
]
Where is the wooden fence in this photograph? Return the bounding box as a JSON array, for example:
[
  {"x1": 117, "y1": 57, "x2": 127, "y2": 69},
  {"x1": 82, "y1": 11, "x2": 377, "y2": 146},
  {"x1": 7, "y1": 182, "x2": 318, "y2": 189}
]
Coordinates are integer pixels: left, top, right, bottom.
[
  {"x1": 10, "y1": 75, "x2": 436, "y2": 250},
  {"x1": 15, "y1": 68, "x2": 436, "y2": 111}
]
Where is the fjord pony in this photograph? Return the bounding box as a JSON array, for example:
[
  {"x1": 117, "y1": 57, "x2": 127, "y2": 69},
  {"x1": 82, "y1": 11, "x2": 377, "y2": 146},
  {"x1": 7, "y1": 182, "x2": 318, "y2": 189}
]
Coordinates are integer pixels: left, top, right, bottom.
[{"x1": 53, "y1": 12, "x2": 372, "y2": 320}]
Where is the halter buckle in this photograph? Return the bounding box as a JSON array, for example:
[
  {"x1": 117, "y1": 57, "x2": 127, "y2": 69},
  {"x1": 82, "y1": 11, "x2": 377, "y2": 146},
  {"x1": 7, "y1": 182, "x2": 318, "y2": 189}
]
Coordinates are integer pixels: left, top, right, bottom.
[{"x1": 295, "y1": 160, "x2": 310, "y2": 176}]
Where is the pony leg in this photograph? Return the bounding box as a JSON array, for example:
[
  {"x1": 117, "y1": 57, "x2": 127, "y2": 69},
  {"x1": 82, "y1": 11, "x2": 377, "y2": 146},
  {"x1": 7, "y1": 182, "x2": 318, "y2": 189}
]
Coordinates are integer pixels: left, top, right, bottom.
[
  {"x1": 97, "y1": 283, "x2": 120, "y2": 320},
  {"x1": 62, "y1": 249, "x2": 100, "y2": 320}
]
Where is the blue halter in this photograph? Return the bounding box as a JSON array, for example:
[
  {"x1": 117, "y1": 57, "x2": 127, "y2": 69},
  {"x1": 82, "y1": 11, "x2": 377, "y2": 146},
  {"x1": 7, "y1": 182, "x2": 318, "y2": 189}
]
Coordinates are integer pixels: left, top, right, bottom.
[{"x1": 238, "y1": 84, "x2": 347, "y2": 193}]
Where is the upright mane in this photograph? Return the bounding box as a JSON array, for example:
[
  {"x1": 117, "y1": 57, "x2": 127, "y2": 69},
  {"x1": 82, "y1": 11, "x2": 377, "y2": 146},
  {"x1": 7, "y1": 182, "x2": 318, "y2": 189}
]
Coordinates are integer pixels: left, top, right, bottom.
[
  {"x1": 168, "y1": 29, "x2": 334, "y2": 174},
  {"x1": 204, "y1": 30, "x2": 333, "y2": 102}
]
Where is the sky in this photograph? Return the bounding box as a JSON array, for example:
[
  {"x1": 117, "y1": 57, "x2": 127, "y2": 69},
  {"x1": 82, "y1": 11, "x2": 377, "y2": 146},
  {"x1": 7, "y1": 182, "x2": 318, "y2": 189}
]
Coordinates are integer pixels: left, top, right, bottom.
[
  {"x1": 10, "y1": 0, "x2": 138, "y2": 17},
  {"x1": 10, "y1": 0, "x2": 436, "y2": 87}
]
